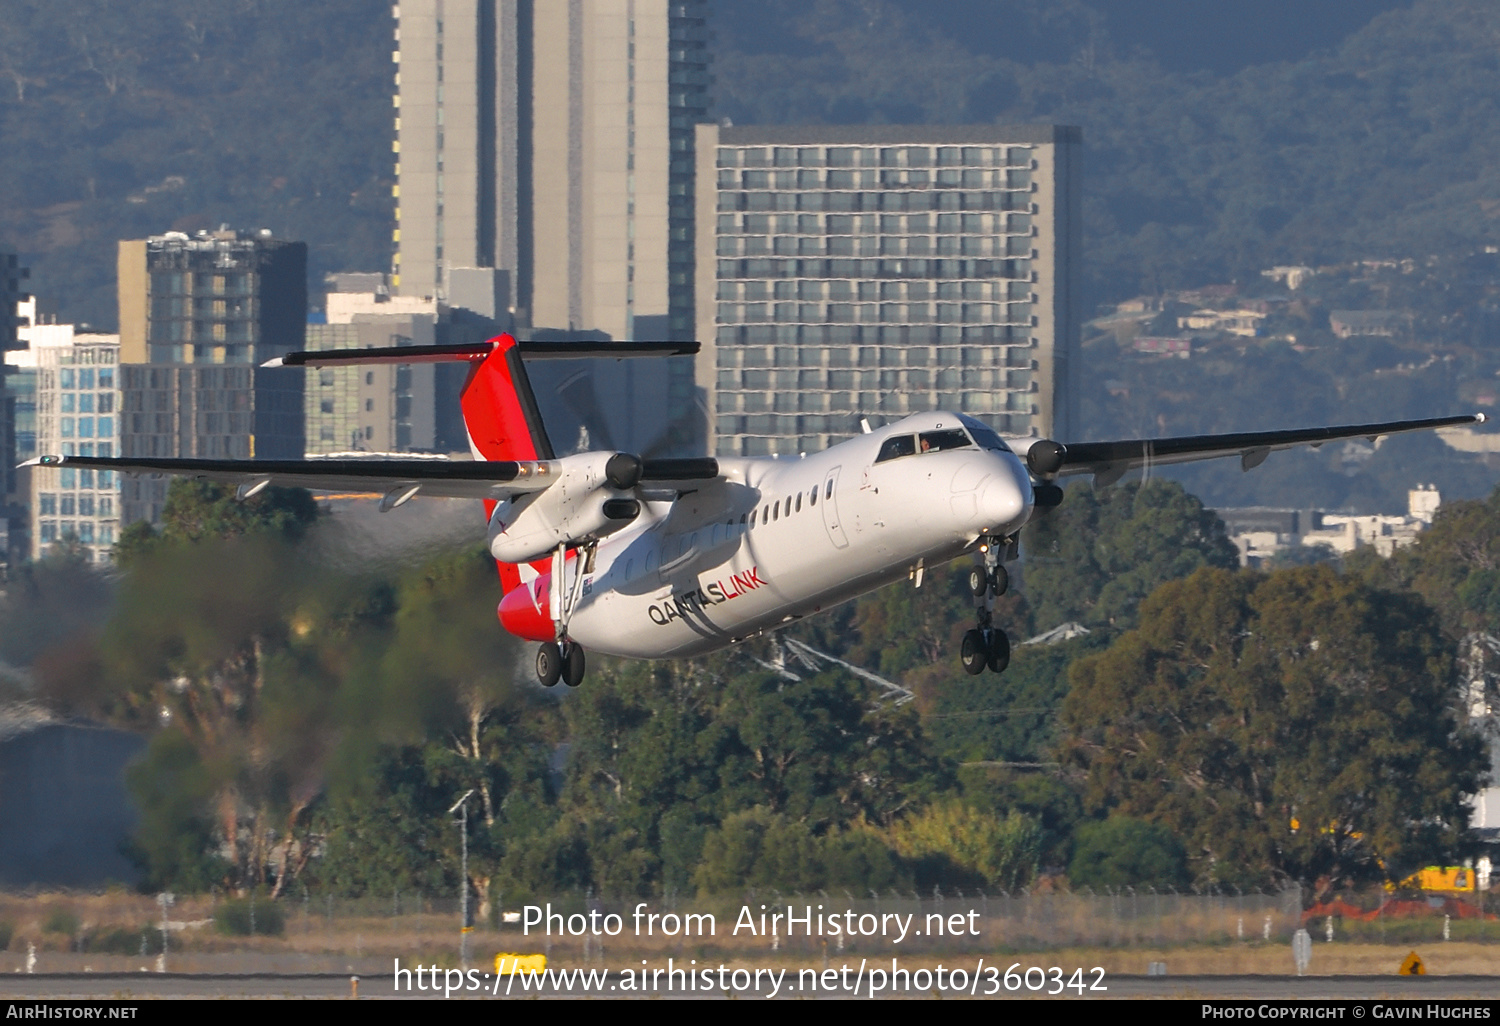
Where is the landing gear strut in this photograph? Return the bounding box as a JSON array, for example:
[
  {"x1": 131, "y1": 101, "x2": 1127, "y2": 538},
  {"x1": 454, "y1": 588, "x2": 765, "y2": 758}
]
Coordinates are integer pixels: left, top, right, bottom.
[
  {"x1": 961, "y1": 534, "x2": 1012, "y2": 675},
  {"x1": 534, "y1": 541, "x2": 594, "y2": 687}
]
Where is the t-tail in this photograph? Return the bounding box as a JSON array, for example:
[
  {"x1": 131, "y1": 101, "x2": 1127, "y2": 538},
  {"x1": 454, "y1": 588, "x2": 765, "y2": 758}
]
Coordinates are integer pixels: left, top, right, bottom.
[{"x1": 268, "y1": 333, "x2": 699, "y2": 597}]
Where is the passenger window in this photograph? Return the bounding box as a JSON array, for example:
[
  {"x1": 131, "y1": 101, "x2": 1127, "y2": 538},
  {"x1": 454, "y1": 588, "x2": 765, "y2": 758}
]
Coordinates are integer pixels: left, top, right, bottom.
[
  {"x1": 809, "y1": 487, "x2": 817, "y2": 507},
  {"x1": 751, "y1": 510, "x2": 758, "y2": 528},
  {"x1": 875, "y1": 434, "x2": 916, "y2": 462},
  {"x1": 626, "y1": 559, "x2": 634, "y2": 578},
  {"x1": 646, "y1": 550, "x2": 657, "y2": 572},
  {"x1": 826, "y1": 480, "x2": 834, "y2": 499},
  {"x1": 773, "y1": 502, "x2": 780, "y2": 522},
  {"x1": 919, "y1": 428, "x2": 972, "y2": 454},
  {"x1": 795, "y1": 493, "x2": 802, "y2": 513}
]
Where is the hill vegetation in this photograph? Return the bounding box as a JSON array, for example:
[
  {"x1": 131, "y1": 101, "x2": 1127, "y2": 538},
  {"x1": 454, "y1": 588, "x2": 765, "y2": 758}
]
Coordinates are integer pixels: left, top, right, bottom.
[{"x1": 4, "y1": 1, "x2": 1499, "y2": 509}]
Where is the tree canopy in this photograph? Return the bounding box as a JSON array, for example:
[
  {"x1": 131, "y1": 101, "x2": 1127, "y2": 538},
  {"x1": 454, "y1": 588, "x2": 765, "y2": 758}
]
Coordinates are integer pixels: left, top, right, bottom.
[{"x1": 1061, "y1": 564, "x2": 1484, "y2": 891}]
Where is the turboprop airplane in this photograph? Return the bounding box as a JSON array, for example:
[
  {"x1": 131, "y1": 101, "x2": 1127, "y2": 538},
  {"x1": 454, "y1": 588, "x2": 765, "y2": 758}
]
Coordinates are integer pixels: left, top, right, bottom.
[{"x1": 24, "y1": 334, "x2": 1486, "y2": 687}]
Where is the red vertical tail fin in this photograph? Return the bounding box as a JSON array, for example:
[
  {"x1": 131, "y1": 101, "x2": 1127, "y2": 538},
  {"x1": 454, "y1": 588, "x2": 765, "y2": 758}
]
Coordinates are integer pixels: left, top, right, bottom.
[{"x1": 458, "y1": 334, "x2": 555, "y2": 596}]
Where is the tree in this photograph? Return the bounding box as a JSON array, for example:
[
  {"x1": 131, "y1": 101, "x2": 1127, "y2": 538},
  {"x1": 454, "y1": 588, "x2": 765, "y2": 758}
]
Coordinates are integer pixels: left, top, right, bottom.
[
  {"x1": 113, "y1": 479, "x2": 318, "y2": 568},
  {"x1": 1352, "y1": 485, "x2": 1500, "y2": 637},
  {"x1": 885, "y1": 801, "x2": 1042, "y2": 891},
  {"x1": 1061, "y1": 565, "x2": 1484, "y2": 892},
  {"x1": 1023, "y1": 480, "x2": 1240, "y2": 633},
  {"x1": 693, "y1": 807, "x2": 900, "y2": 895},
  {"x1": 1068, "y1": 816, "x2": 1188, "y2": 890}
]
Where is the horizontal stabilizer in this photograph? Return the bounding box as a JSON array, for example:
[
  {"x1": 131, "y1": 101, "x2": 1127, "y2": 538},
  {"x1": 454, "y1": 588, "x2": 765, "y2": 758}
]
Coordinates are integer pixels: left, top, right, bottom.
[{"x1": 264, "y1": 338, "x2": 700, "y2": 369}]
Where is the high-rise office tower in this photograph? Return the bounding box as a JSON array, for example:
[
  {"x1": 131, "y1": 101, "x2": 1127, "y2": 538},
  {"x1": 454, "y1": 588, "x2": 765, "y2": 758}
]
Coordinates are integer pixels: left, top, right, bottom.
[
  {"x1": 17, "y1": 304, "x2": 122, "y2": 565},
  {"x1": 393, "y1": 0, "x2": 710, "y2": 344},
  {"x1": 116, "y1": 228, "x2": 307, "y2": 524},
  {"x1": 1, "y1": 253, "x2": 31, "y2": 570},
  {"x1": 695, "y1": 125, "x2": 1080, "y2": 457}
]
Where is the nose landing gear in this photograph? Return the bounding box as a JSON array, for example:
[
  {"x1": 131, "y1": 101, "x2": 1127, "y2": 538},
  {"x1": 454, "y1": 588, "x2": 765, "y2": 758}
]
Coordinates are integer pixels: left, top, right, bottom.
[{"x1": 961, "y1": 534, "x2": 1013, "y2": 675}]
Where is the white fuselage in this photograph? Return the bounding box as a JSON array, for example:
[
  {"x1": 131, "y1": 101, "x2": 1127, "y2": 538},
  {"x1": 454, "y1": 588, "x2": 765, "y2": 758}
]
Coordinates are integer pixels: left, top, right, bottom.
[{"x1": 502, "y1": 412, "x2": 1035, "y2": 659}]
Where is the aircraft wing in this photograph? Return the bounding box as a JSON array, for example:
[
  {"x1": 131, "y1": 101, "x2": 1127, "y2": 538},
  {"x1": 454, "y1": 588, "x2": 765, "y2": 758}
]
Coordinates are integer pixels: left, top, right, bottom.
[
  {"x1": 1036, "y1": 413, "x2": 1487, "y2": 486},
  {"x1": 20, "y1": 454, "x2": 560, "y2": 506}
]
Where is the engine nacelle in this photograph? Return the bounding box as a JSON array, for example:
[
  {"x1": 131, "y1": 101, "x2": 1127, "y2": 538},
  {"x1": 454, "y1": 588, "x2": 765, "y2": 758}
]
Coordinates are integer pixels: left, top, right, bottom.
[{"x1": 488, "y1": 452, "x2": 640, "y2": 564}]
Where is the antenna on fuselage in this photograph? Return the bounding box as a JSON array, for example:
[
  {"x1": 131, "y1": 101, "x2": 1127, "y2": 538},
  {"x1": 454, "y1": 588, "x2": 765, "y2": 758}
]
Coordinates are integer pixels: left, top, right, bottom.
[{"x1": 860, "y1": 418, "x2": 872, "y2": 434}]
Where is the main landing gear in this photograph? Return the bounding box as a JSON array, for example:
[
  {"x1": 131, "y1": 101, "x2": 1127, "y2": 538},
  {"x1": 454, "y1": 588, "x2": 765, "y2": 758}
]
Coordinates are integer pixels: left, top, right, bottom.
[
  {"x1": 536, "y1": 640, "x2": 586, "y2": 688},
  {"x1": 535, "y1": 541, "x2": 593, "y2": 688},
  {"x1": 961, "y1": 534, "x2": 1012, "y2": 676}
]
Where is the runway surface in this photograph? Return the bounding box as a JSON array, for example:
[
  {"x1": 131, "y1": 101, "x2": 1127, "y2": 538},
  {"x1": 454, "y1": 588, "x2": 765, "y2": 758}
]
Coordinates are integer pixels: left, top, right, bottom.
[{"x1": 3, "y1": 972, "x2": 1500, "y2": 999}]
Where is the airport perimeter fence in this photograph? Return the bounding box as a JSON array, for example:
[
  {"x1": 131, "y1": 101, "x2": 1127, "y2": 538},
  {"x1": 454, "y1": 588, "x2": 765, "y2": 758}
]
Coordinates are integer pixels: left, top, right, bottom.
[{"x1": 2, "y1": 884, "x2": 1496, "y2": 958}]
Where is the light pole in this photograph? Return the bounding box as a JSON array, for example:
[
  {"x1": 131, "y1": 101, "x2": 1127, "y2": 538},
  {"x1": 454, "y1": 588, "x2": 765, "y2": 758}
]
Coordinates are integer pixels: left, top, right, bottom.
[{"x1": 449, "y1": 789, "x2": 476, "y2": 970}]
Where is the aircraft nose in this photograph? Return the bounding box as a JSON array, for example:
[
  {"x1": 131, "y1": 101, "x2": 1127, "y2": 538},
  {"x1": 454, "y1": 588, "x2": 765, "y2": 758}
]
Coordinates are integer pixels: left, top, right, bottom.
[{"x1": 981, "y1": 455, "x2": 1033, "y2": 532}]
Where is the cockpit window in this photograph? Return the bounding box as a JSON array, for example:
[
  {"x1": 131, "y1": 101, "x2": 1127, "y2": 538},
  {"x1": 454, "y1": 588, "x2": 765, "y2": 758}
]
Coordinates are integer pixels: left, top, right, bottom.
[
  {"x1": 966, "y1": 424, "x2": 1010, "y2": 452},
  {"x1": 918, "y1": 428, "x2": 973, "y2": 454},
  {"x1": 875, "y1": 434, "x2": 917, "y2": 463}
]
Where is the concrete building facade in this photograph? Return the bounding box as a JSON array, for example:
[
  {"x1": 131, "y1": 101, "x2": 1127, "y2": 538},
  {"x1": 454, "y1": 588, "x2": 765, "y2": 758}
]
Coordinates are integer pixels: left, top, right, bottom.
[
  {"x1": 694, "y1": 124, "x2": 1081, "y2": 457},
  {"x1": 305, "y1": 288, "x2": 443, "y2": 454},
  {"x1": 393, "y1": 0, "x2": 710, "y2": 347},
  {"x1": 117, "y1": 229, "x2": 307, "y2": 525}
]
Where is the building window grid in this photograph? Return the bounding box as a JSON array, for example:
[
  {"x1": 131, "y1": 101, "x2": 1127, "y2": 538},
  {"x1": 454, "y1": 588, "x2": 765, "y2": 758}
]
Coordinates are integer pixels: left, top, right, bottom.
[{"x1": 713, "y1": 143, "x2": 1041, "y2": 452}]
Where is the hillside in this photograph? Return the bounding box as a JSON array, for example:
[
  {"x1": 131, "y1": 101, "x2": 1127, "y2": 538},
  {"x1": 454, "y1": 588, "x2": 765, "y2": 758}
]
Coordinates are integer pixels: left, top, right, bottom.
[{"x1": 3, "y1": 0, "x2": 1499, "y2": 510}]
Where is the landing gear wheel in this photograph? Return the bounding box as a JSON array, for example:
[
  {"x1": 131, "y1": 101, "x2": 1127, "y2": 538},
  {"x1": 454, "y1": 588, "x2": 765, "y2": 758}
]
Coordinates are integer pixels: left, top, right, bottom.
[
  {"x1": 562, "y1": 644, "x2": 586, "y2": 688},
  {"x1": 961, "y1": 629, "x2": 988, "y2": 676},
  {"x1": 986, "y1": 628, "x2": 1011, "y2": 674},
  {"x1": 968, "y1": 567, "x2": 988, "y2": 599},
  {"x1": 536, "y1": 643, "x2": 562, "y2": 687},
  {"x1": 990, "y1": 565, "x2": 1009, "y2": 597}
]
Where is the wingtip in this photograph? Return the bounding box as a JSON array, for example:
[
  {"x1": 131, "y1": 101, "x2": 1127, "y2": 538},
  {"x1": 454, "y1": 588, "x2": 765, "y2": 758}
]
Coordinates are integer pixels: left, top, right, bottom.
[
  {"x1": 1477, "y1": 412, "x2": 1489, "y2": 425},
  {"x1": 260, "y1": 357, "x2": 285, "y2": 368}
]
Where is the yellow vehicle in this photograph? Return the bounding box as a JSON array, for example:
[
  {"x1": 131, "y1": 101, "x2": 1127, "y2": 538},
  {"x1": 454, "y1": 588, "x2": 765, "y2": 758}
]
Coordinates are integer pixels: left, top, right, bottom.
[
  {"x1": 495, "y1": 953, "x2": 548, "y2": 974},
  {"x1": 1393, "y1": 867, "x2": 1476, "y2": 893}
]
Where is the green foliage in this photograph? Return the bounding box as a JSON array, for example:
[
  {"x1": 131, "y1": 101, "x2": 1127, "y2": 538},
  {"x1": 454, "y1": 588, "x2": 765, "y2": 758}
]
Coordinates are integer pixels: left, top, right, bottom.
[
  {"x1": 113, "y1": 480, "x2": 319, "y2": 569},
  {"x1": 886, "y1": 802, "x2": 1042, "y2": 891},
  {"x1": 922, "y1": 633, "x2": 1108, "y2": 764},
  {"x1": 1023, "y1": 480, "x2": 1239, "y2": 631},
  {"x1": 1068, "y1": 816, "x2": 1189, "y2": 891},
  {"x1": 693, "y1": 808, "x2": 900, "y2": 895},
  {"x1": 0, "y1": 546, "x2": 112, "y2": 668},
  {"x1": 959, "y1": 765, "x2": 1085, "y2": 871},
  {"x1": 80, "y1": 926, "x2": 162, "y2": 955},
  {"x1": 41, "y1": 908, "x2": 79, "y2": 936},
  {"x1": 1355, "y1": 487, "x2": 1500, "y2": 636},
  {"x1": 0, "y1": 922, "x2": 11, "y2": 951},
  {"x1": 213, "y1": 895, "x2": 285, "y2": 937},
  {"x1": 124, "y1": 728, "x2": 227, "y2": 892},
  {"x1": 1061, "y1": 564, "x2": 1484, "y2": 891}
]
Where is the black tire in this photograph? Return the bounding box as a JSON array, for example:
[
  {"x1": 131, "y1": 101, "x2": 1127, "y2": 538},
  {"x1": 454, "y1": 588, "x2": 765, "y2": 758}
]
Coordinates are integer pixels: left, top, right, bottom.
[
  {"x1": 967, "y1": 567, "x2": 988, "y2": 598},
  {"x1": 536, "y1": 643, "x2": 562, "y2": 687},
  {"x1": 986, "y1": 628, "x2": 1011, "y2": 674},
  {"x1": 562, "y1": 644, "x2": 586, "y2": 687},
  {"x1": 960, "y1": 629, "x2": 988, "y2": 675},
  {"x1": 991, "y1": 564, "x2": 1010, "y2": 597}
]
